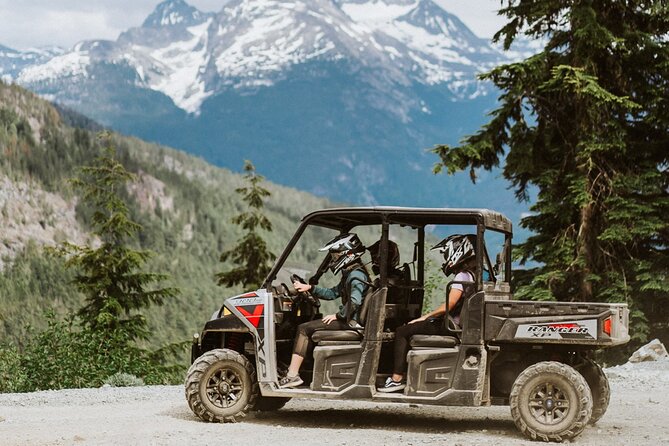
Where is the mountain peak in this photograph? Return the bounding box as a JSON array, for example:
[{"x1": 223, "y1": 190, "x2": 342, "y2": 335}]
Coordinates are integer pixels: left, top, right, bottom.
[
  {"x1": 142, "y1": 0, "x2": 207, "y2": 28},
  {"x1": 11, "y1": 0, "x2": 509, "y2": 114},
  {"x1": 398, "y1": 0, "x2": 481, "y2": 41}
]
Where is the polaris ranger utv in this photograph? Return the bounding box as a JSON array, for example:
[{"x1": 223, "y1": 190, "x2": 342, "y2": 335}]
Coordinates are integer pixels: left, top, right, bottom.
[{"x1": 186, "y1": 207, "x2": 630, "y2": 442}]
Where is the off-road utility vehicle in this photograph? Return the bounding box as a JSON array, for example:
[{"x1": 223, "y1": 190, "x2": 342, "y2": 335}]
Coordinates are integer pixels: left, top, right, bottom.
[{"x1": 186, "y1": 207, "x2": 630, "y2": 442}]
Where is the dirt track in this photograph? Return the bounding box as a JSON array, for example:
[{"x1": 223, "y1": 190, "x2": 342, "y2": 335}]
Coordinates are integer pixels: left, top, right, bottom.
[{"x1": 1, "y1": 360, "x2": 667, "y2": 445}]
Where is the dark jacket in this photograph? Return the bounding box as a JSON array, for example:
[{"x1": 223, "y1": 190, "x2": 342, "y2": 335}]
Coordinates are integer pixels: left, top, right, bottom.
[{"x1": 312, "y1": 266, "x2": 369, "y2": 323}]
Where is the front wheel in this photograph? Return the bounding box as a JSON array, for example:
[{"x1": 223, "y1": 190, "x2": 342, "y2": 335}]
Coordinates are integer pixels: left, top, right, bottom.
[
  {"x1": 510, "y1": 361, "x2": 592, "y2": 442},
  {"x1": 185, "y1": 348, "x2": 258, "y2": 422}
]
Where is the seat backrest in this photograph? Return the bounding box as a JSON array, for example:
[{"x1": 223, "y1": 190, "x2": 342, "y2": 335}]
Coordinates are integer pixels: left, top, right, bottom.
[
  {"x1": 313, "y1": 286, "x2": 377, "y2": 344},
  {"x1": 386, "y1": 263, "x2": 411, "y2": 301},
  {"x1": 388, "y1": 262, "x2": 412, "y2": 285},
  {"x1": 401, "y1": 262, "x2": 411, "y2": 283}
]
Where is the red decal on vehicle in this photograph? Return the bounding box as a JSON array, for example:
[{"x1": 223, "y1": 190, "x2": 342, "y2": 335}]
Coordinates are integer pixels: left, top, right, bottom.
[
  {"x1": 238, "y1": 305, "x2": 264, "y2": 328},
  {"x1": 239, "y1": 292, "x2": 258, "y2": 298}
]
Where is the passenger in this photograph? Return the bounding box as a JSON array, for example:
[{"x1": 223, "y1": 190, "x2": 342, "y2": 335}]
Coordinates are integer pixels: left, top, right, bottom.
[
  {"x1": 279, "y1": 233, "x2": 370, "y2": 389},
  {"x1": 377, "y1": 234, "x2": 477, "y2": 393},
  {"x1": 367, "y1": 239, "x2": 404, "y2": 286}
]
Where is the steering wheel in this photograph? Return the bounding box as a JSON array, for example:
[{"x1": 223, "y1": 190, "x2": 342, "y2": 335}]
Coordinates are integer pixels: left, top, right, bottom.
[{"x1": 290, "y1": 274, "x2": 320, "y2": 308}]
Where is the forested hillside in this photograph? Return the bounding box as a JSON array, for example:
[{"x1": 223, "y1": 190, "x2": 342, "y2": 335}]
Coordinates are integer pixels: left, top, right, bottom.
[{"x1": 0, "y1": 81, "x2": 333, "y2": 348}]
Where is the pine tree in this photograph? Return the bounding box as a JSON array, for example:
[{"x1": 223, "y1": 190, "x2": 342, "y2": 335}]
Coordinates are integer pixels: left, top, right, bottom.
[
  {"x1": 433, "y1": 1, "x2": 669, "y2": 343},
  {"x1": 55, "y1": 133, "x2": 178, "y2": 339},
  {"x1": 216, "y1": 160, "x2": 275, "y2": 290}
]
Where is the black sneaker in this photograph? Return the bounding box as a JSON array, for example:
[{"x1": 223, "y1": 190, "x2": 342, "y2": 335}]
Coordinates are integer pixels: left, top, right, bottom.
[
  {"x1": 377, "y1": 376, "x2": 405, "y2": 393},
  {"x1": 278, "y1": 374, "x2": 303, "y2": 388}
]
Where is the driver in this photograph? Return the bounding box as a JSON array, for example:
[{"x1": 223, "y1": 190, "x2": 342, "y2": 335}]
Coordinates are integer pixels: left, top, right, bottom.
[{"x1": 279, "y1": 233, "x2": 369, "y2": 388}]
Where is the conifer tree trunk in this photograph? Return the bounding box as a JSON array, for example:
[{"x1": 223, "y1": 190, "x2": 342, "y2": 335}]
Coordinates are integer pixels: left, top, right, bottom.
[{"x1": 576, "y1": 198, "x2": 595, "y2": 301}]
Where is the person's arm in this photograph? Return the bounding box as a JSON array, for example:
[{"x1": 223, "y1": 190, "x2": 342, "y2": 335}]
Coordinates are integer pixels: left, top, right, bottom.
[
  {"x1": 293, "y1": 280, "x2": 343, "y2": 324},
  {"x1": 408, "y1": 287, "x2": 463, "y2": 324},
  {"x1": 293, "y1": 281, "x2": 341, "y2": 301}
]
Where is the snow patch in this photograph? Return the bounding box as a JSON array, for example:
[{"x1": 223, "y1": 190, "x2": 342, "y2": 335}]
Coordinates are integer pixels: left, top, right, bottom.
[
  {"x1": 39, "y1": 93, "x2": 57, "y2": 102},
  {"x1": 162, "y1": 11, "x2": 185, "y2": 26},
  {"x1": 214, "y1": 5, "x2": 337, "y2": 80},
  {"x1": 137, "y1": 19, "x2": 213, "y2": 114},
  {"x1": 340, "y1": 1, "x2": 418, "y2": 25},
  {"x1": 18, "y1": 50, "x2": 90, "y2": 84}
]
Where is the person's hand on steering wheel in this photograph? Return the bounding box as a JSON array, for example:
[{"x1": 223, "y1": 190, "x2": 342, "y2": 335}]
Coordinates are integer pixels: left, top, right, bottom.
[
  {"x1": 291, "y1": 274, "x2": 320, "y2": 308},
  {"x1": 293, "y1": 281, "x2": 312, "y2": 293}
]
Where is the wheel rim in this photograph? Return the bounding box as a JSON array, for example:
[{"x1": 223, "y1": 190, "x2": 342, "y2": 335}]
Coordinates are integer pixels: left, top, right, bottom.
[
  {"x1": 528, "y1": 381, "x2": 571, "y2": 425},
  {"x1": 205, "y1": 368, "x2": 244, "y2": 409}
]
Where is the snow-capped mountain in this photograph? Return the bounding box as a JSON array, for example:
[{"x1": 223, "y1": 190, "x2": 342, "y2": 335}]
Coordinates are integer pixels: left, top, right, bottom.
[
  {"x1": 13, "y1": 0, "x2": 506, "y2": 115},
  {"x1": 142, "y1": 0, "x2": 212, "y2": 28},
  {"x1": 0, "y1": 45, "x2": 64, "y2": 83},
  {"x1": 1, "y1": 0, "x2": 529, "y2": 218}
]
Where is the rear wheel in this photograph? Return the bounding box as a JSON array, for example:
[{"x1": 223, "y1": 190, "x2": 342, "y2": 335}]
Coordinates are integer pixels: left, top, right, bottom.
[
  {"x1": 185, "y1": 348, "x2": 258, "y2": 422},
  {"x1": 578, "y1": 358, "x2": 610, "y2": 424},
  {"x1": 510, "y1": 361, "x2": 592, "y2": 442}
]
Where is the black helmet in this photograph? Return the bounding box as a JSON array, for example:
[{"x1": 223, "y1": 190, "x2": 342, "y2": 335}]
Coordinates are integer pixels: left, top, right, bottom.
[
  {"x1": 368, "y1": 240, "x2": 400, "y2": 275},
  {"x1": 431, "y1": 234, "x2": 476, "y2": 276},
  {"x1": 320, "y1": 233, "x2": 365, "y2": 274}
]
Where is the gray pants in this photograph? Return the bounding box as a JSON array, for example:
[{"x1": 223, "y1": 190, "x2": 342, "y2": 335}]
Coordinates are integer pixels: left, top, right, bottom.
[{"x1": 292, "y1": 318, "x2": 351, "y2": 357}]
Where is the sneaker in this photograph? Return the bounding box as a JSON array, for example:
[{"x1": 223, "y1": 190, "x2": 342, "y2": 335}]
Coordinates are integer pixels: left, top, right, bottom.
[
  {"x1": 278, "y1": 374, "x2": 303, "y2": 389},
  {"x1": 377, "y1": 376, "x2": 406, "y2": 393}
]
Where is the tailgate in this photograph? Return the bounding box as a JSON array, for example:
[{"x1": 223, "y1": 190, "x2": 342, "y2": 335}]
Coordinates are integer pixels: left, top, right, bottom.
[{"x1": 484, "y1": 300, "x2": 630, "y2": 346}]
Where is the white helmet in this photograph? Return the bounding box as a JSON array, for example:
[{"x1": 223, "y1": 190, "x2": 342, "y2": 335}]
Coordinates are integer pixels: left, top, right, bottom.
[
  {"x1": 431, "y1": 234, "x2": 476, "y2": 276},
  {"x1": 320, "y1": 233, "x2": 365, "y2": 274}
]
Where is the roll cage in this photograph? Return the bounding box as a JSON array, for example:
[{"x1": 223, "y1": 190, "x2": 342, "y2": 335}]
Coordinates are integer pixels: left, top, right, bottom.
[{"x1": 264, "y1": 206, "x2": 513, "y2": 291}]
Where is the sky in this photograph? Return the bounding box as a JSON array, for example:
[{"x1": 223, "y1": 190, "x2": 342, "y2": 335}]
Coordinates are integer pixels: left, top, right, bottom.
[{"x1": 0, "y1": 0, "x2": 507, "y2": 50}]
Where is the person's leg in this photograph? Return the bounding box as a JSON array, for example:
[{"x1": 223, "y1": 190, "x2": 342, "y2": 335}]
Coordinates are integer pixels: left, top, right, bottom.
[
  {"x1": 389, "y1": 323, "x2": 411, "y2": 382},
  {"x1": 286, "y1": 319, "x2": 324, "y2": 375},
  {"x1": 286, "y1": 354, "x2": 304, "y2": 377},
  {"x1": 391, "y1": 319, "x2": 435, "y2": 380},
  {"x1": 380, "y1": 318, "x2": 445, "y2": 392},
  {"x1": 281, "y1": 318, "x2": 350, "y2": 387},
  {"x1": 377, "y1": 321, "x2": 424, "y2": 392}
]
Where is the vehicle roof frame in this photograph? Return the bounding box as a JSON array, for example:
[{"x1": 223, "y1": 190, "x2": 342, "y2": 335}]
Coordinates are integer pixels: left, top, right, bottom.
[{"x1": 264, "y1": 207, "x2": 513, "y2": 288}]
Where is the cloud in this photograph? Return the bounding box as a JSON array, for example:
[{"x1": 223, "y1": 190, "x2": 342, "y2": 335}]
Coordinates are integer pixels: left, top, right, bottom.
[
  {"x1": 434, "y1": 0, "x2": 506, "y2": 38},
  {"x1": 0, "y1": 0, "x2": 226, "y2": 50},
  {"x1": 1, "y1": 10, "x2": 120, "y2": 49},
  {"x1": 0, "y1": 1, "x2": 138, "y2": 49}
]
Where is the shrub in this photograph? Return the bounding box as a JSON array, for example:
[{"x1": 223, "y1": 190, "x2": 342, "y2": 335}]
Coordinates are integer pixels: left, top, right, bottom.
[
  {"x1": 0, "y1": 343, "x2": 27, "y2": 393},
  {"x1": 14, "y1": 311, "x2": 185, "y2": 392},
  {"x1": 103, "y1": 372, "x2": 145, "y2": 387}
]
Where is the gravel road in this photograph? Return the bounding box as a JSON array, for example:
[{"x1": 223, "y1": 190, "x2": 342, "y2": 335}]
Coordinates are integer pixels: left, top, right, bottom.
[{"x1": 1, "y1": 359, "x2": 668, "y2": 446}]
